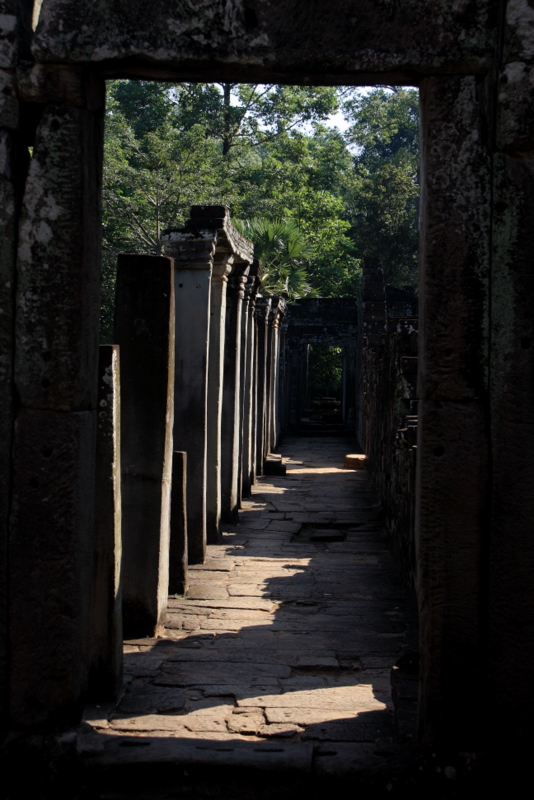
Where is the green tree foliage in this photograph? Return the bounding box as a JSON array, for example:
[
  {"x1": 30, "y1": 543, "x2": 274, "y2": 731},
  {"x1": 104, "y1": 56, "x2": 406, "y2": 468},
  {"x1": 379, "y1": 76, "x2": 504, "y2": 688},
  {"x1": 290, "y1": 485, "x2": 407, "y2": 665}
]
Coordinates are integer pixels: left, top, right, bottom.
[
  {"x1": 342, "y1": 87, "x2": 420, "y2": 285},
  {"x1": 235, "y1": 218, "x2": 317, "y2": 299},
  {"x1": 308, "y1": 345, "x2": 343, "y2": 399},
  {"x1": 101, "y1": 81, "x2": 419, "y2": 340}
]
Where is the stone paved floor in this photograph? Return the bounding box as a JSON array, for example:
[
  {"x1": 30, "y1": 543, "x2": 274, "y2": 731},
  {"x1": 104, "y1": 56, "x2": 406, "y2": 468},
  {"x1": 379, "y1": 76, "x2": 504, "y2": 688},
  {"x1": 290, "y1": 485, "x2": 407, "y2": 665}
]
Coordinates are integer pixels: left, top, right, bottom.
[{"x1": 81, "y1": 437, "x2": 411, "y2": 779}]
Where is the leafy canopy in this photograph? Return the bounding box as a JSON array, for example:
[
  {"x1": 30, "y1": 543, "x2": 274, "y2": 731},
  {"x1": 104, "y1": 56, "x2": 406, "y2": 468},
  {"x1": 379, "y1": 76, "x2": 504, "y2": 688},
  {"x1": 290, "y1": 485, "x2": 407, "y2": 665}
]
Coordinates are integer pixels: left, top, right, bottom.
[{"x1": 101, "y1": 81, "x2": 419, "y2": 340}]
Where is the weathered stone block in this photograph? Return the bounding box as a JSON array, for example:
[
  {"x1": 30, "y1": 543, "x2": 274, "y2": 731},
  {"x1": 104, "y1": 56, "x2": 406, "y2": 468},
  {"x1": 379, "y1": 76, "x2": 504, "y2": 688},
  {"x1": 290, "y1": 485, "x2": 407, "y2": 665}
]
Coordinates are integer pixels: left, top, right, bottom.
[
  {"x1": 89, "y1": 345, "x2": 122, "y2": 701},
  {"x1": 9, "y1": 408, "x2": 96, "y2": 728},
  {"x1": 343, "y1": 454, "x2": 368, "y2": 470},
  {"x1": 15, "y1": 100, "x2": 104, "y2": 411},
  {"x1": 115, "y1": 254, "x2": 175, "y2": 637}
]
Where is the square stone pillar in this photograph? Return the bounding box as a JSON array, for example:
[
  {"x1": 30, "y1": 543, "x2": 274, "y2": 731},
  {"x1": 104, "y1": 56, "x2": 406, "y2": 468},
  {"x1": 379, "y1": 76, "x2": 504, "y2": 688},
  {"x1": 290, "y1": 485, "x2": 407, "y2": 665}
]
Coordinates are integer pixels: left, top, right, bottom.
[
  {"x1": 255, "y1": 297, "x2": 271, "y2": 476},
  {"x1": 221, "y1": 262, "x2": 250, "y2": 523},
  {"x1": 268, "y1": 297, "x2": 285, "y2": 453},
  {"x1": 114, "y1": 254, "x2": 175, "y2": 637},
  {"x1": 206, "y1": 255, "x2": 233, "y2": 542},
  {"x1": 236, "y1": 273, "x2": 252, "y2": 505},
  {"x1": 162, "y1": 229, "x2": 214, "y2": 565},
  {"x1": 249, "y1": 304, "x2": 259, "y2": 489},
  {"x1": 486, "y1": 30, "x2": 534, "y2": 745},
  {"x1": 169, "y1": 451, "x2": 188, "y2": 596},
  {"x1": 9, "y1": 78, "x2": 105, "y2": 728},
  {"x1": 417, "y1": 75, "x2": 491, "y2": 749},
  {"x1": 240, "y1": 263, "x2": 261, "y2": 498},
  {"x1": 89, "y1": 345, "x2": 122, "y2": 700}
]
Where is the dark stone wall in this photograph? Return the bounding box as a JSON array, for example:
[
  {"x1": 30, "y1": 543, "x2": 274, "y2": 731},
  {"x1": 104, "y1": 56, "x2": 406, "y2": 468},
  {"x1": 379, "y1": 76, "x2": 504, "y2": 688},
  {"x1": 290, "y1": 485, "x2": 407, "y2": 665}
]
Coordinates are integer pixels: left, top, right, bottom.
[{"x1": 359, "y1": 264, "x2": 418, "y2": 590}]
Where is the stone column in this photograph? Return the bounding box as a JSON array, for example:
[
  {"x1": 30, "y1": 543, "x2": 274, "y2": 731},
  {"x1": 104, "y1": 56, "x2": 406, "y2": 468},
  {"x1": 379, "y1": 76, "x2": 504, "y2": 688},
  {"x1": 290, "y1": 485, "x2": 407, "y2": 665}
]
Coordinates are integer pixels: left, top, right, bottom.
[
  {"x1": 264, "y1": 303, "x2": 274, "y2": 454},
  {"x1": 255, "y1": 297, "x2": 271, "y2": 476},
  {"x1": 169, "y1": 451, "x2": 188, "y2": 596},
  {"x1": 89, "y1": 345, "x2": 122, "y2": 700},
  {"x1": 114, "y1": 254, "x2": 175, "y2": 638},
  {"x1": 162, "y1": 228, "x2": 214, "y2": 565},
  {"x1": 241, "y1": 263, "x2": 261, "y2": 498},
  {"x1": 206, "y1": 254, "x2": 233, "y2": 542},
  {"x1": 417, "y1": 76, "x2": 491, "y2": 749},
  {"x1": 9, "y1": 74, "x2": 105, "y2": 728},
  {"x1": 269, "y1": 298, "x2": 285, "y2": 452},
  {"x1": 249, "y1": 304, "x2": 259, "y2": 488},
  {"x1": 221, "y1": 261, "x2": 250, "y2": 523},
  {"x1": 487, "y1": 28, "x2": 534, "y2": 747}
]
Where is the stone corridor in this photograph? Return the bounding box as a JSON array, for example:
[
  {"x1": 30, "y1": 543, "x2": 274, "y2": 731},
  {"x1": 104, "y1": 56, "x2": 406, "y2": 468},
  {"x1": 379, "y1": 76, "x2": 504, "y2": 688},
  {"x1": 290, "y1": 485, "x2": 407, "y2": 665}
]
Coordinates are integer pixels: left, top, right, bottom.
[{"x1": 80, "y1": 437, "x2": 414, "y2": 783}]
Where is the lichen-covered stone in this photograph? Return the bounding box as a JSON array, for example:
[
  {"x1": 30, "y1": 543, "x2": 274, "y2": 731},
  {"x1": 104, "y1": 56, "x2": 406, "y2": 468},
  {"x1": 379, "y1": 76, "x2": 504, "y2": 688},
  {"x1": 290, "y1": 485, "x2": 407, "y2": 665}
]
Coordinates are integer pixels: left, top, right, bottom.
[
  {"x1": 0, "y1": 68, "x2": 17, "y2": 128},
  {"x1": 504, "y1": 0, "x2": 534, "y2": 62},
  {"x1": 496, "y1": 62, "x2": 534, "y2": 151},
  {"x1": 15, "y1": 100, "x2": 104, "y2": 411},
  {"x1": 0, "y1": 3, "x2": 17, "y2": 69},
  {"x1": 33, "y1": 0, "x2": 495, "y2": 78}
]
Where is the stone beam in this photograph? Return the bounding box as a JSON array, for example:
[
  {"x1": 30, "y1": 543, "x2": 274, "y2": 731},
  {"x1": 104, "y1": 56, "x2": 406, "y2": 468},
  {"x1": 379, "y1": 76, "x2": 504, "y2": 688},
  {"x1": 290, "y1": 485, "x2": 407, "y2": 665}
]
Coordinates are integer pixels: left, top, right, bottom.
[{"x1": 33, "y1": 1, "x2": 495, "y2": 80}]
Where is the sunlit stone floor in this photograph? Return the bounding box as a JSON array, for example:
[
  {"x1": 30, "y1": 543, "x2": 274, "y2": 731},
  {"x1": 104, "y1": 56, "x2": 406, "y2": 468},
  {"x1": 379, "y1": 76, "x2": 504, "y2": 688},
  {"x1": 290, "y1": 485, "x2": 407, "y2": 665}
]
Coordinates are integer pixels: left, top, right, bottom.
[{"x1": 80, "y1": 437, "x2": 411, "y2": 777}]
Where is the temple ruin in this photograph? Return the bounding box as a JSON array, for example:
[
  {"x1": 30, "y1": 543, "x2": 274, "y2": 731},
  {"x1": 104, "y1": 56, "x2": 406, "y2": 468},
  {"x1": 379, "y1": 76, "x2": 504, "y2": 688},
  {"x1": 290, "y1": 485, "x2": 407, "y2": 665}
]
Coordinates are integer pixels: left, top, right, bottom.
[{"x1": 1, "y1": 0, "x2": 534, "y2": 793}]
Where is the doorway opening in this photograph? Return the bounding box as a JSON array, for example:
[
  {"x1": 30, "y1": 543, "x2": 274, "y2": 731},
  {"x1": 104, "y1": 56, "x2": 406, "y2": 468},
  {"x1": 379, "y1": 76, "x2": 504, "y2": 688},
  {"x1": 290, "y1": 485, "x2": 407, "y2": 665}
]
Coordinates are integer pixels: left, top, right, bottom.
[{"x1": 100, "y1": 81, "x2": 420, "y2": 344}]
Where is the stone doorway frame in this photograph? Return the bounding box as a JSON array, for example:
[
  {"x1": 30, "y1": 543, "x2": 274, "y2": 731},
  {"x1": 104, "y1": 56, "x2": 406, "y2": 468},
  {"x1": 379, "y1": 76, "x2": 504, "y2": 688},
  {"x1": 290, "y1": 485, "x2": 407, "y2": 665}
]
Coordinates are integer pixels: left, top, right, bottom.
[{"x1": 3, "y1": 2, "x2": 533, "y2": 756}]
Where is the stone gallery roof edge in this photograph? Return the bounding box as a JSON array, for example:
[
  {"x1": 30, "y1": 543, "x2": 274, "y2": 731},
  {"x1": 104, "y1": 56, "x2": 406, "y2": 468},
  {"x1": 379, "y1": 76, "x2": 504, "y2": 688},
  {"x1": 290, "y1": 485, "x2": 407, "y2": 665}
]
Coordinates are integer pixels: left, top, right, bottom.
[
  {"x1": 32, "y1": 0, "x2": 496, "y2": 76},
  {"x1": 162, "y1": 207, "x2": 254, "y2": 266}
]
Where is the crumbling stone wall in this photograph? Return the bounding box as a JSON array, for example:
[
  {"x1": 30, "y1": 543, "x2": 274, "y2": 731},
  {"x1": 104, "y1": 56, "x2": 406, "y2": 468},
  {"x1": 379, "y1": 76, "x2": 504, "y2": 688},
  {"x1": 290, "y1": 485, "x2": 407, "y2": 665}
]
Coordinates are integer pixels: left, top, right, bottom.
[{"x1": 359, "y1": 261, "x2": 418, "y2": 588}]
